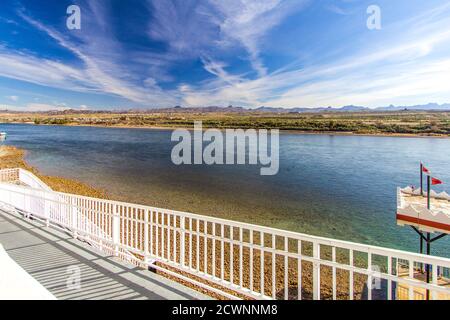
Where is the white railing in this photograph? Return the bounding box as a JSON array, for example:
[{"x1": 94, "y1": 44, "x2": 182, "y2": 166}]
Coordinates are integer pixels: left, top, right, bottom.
[
  {"x1": 0, "y1": 169, "x2": 449, "y2": 300},
  {"x1": 0, "y1": 168, "x2": 132, "y2": 263},
  {"x1": 0, "y1": 168, "x2": 20, "y2": 184},
  {"x1": 0, "y1": 168, "x2": 51, "y2": 191},
  {"x1": 18, "y1": 169, "x2": 52, "y2": 191}
]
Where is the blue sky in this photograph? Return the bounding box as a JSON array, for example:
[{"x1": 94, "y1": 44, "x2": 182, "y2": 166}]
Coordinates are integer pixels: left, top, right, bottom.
[{"x1": 0, "y1": 0, "x2": 450, "y2": 111}]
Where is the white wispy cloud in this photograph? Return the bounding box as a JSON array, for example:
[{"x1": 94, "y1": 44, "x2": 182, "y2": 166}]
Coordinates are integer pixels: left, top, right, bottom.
[
  {"x1": 208, "y1": 0, "x2": 308, "y2": 76},
  {"x1": 6, "y1": 95, "x2": 19, "y2": 102},
  {"x1": 6, "y1": 0, "x2": 303, "y2": 108},
  {"x1": 18, "y1": 10, "x2": 147, "y2": 103},
  {"x1": 0, "y1": 47, "x2": 88, "y2": 91},
  {"x1": 10, "y1": 4, "x2": 180, "y2": 107},
  {"x1": 201, "y1": 57, "x2": 245, "y2": 85},
  {"x1": 0, "y1": 103, "x2": 70, "y2": 112},
  {"x1": 0, "y1": 17, "x2": 19, "y2": 25},
  {"x1": 147, "y1": 0, "x2": 308, "y2": 77},
  {"x1": 147, "y1": 0, "x2": 219, "y2": 57},
  {"x1": 179, "y1": 2, "x2": 450, "y2": 108}
]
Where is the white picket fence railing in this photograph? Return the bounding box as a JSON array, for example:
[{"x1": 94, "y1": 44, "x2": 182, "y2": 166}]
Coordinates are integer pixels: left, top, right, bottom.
[
  {"x1": 0, "y1": 168, "x2": 51, "y2": 191},
  {"x1": 0, "y1": 168, "x2": 20, "y2": 184},
  {"x1": 0, "y1": 168, "x2": 449, "y2": 300},
  {"x1": 18, "y1": 169, "x2": 53, "y2": 191}
]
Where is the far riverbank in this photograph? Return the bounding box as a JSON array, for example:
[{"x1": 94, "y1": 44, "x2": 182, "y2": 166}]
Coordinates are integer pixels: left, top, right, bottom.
[
  {"x1": 1, "y1": 109, "x2": 450, "y2": 137},
  {"x1": 2, "y1": 121, "x2": 450, "y2": 139}
]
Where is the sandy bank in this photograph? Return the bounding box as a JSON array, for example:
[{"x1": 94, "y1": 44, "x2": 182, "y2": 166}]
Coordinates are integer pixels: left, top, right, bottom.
[{"x1": 0, "y1": 146, "x2": 108, "y2": 199}]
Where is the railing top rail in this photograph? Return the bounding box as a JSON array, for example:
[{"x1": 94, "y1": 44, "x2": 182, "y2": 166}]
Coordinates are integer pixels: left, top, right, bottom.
[
  {"x1": 0, "y1": 168, "x2": 19, "y2": 172},
  {"x1": 1, "y1": 171, "x2": 449, "y2": 266}
]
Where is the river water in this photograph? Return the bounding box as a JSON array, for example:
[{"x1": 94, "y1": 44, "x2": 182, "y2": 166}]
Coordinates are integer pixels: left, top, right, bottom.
[{"x1": 3, "y1": 123, "x2": 450, "y2": 257}]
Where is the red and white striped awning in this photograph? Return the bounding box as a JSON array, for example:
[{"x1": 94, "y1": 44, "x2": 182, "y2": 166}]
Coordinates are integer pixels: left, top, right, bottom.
[{"x1": 397, "y1": 186, "x2": 450, "y2": 234}]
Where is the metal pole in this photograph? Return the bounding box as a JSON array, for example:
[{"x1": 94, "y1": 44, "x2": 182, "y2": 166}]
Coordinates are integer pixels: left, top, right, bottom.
[
  {"x1": 420, "y1": 162, "x2": 423, "y2": 196},
  {"x1": 420, "y1": 235, "x2": 423, "y2": 272},
  {"x1": 426, "y1": 232, "x2": 431, "y2": 300},
  {"x1": 426, "y1": 175, "x2": 431, "y2": 300}
]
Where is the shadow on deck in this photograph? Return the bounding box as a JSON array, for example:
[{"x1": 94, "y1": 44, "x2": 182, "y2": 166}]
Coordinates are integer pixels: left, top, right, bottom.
[{"x1": 0, "y1": 209, "x2": 210, "y2": 300}]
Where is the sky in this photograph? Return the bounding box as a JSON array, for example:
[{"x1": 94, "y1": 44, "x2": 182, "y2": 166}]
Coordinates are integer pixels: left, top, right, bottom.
[{"x1": 0, "y1": 0, "x2": 450, "y2": 111}]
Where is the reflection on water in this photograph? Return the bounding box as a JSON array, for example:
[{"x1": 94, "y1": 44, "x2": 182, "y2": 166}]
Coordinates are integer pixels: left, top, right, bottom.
[{"x1": 3, "y1": 123, "x2": 450, "y2": 257}]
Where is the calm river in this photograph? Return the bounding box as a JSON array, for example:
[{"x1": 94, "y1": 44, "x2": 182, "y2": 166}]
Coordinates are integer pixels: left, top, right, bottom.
[{"x1": 3, "y1": 123, "x2": 450, "y2": 257}]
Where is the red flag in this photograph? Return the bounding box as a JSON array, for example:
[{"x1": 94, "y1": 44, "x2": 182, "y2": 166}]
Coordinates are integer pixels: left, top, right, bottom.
[
  {"x1": 432, "y1": 177, "x2": 443, "y2": 185},
  {"x1": 422, "y1": 165, "x2": 430, "y2": 174}
]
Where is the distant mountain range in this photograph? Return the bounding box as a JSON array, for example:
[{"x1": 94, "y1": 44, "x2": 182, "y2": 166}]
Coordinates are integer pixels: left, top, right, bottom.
[
  {"x1": 1, "y1": 103, "x2": 450, "y2": 114},
  {"x1": 156, "y1": 103, "x2": 450, "y2": 113},
  {"x1": 122, "y1": 102, "x2": 450, "y2": 113},
  {"x1": 254, "y1": 103, "x2": 450, "y2": 113},
  {"x1": 254, "y1": 105, "x2": 368, "y2": 113},
  {"x1": 376, "y1": 103, "x2": 450, "y2": 111}
]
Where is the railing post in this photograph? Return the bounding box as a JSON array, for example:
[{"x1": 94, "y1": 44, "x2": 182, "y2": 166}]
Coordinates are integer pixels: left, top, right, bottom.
[
  {"x1": 112, "y1": 204, "x2": 120, "y2": 256},
  {"x1": 387, "y1": 256, "x2": 392, "y2": 300},
  {"x1": 432, "y1": 263, "x2": 438, "y2": 300},
  {"x1": 367, "y1": 253, "x2": 372, "y2": 300},
  {"x1": 23, "y1": 193, "x2": 28, "y2": 219},
  {"x1": 71, "y1": 197, "x2": 78, "y2": 239},
  {"x1": 144, "y1": 209, "x2": 149, "y2": 259},
  {"x1": 181, "y1": 216, "x2": 186, "y2": 268},
  {"x1": 44, "y1": 193, "x2": 50, "y2": 227},
  {"x1": 313, "y1": 242, "x2": 320, "y2": 300},
  {"x1": 349, "y1": 250, "x2": 354, "y2": 300}
]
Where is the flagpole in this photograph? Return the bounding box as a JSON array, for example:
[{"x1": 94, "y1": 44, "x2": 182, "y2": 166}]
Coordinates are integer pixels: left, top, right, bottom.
[
  {"x1": 426, "y1": 174, "x2": 431, "y2": 300},
  {"x1": 426, "y1": 232, "x2": 431, "y2": 300},
  {"x1": 420, "y1": 162, "x2": 423, "y2": 196}
]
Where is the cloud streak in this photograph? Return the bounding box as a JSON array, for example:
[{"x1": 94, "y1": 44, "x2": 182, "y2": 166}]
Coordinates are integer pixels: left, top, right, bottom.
[
  {"x1": 209, "y1": 0, "x2": 308, "y2": 76},
  {"x1": 12, "y1": 3, "x2": 180, "y2": 106},
  {"x1": 179, "y1": 2, "x2": 450, "y2": 108}
]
